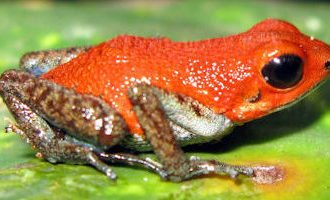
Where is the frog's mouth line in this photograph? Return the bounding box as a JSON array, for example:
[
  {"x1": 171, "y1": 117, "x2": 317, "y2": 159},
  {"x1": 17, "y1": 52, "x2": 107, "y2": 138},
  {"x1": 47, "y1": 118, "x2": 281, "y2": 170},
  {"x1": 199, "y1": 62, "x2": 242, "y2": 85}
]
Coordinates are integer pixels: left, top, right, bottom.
[{"x1": 271, "y1": 79, "x2": 328, "y2": 114}]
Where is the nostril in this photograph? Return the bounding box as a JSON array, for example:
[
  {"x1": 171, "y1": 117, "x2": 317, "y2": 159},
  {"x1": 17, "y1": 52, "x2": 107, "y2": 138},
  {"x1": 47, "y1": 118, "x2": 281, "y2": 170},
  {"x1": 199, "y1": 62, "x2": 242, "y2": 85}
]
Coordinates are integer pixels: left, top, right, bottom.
[{"x1": 326, "y1": 61, "x2": 330, "y2": 69}]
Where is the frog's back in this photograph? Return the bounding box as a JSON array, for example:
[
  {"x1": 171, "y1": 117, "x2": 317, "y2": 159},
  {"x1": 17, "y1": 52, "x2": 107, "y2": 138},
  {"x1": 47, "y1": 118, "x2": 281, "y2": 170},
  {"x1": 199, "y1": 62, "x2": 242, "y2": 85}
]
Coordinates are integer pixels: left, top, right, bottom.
[{"x1": 41, "y1": 34, "x2": 254, "y2": 134}]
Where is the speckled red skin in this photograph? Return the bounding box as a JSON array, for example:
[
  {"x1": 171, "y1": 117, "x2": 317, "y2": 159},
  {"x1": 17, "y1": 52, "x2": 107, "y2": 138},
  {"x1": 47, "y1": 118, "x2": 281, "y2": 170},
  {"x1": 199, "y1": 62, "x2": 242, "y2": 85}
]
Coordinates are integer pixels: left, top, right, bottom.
[{"x1": 42, "y1": 19, "x2": 330, "y2": 135}]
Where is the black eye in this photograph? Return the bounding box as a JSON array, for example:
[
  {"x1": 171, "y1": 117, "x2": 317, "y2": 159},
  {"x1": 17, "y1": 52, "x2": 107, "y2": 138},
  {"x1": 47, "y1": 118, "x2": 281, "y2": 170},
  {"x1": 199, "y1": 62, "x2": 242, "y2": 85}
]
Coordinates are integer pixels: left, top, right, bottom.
[
  {"x1": 326, "y1": 61, "x2": 330, "y2": 70},
  {"x1": 261, "y1": 54, "x2": 303, "y2": 89}
]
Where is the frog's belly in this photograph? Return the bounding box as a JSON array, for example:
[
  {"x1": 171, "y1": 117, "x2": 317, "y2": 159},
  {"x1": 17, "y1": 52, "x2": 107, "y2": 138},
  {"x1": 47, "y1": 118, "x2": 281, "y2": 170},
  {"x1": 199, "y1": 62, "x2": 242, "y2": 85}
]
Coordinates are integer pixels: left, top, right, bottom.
[{"x1": 120, "y1": 87, "x2": 235, "y2": 151}]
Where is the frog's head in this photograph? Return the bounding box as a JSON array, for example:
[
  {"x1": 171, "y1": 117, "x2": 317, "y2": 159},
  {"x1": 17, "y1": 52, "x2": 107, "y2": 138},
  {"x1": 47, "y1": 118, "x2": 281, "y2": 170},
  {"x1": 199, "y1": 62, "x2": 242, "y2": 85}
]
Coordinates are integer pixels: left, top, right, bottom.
[{"x1": 225, "y1": 19, "x2": 330, "y2": 123}]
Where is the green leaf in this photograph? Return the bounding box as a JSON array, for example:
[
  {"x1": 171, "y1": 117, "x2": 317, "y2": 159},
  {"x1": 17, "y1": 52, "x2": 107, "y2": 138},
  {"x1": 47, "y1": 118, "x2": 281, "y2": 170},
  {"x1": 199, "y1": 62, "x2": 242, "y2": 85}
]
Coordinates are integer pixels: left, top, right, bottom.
[{"x1": 0, "y1": 1, "x2": 329, "y2": 199}]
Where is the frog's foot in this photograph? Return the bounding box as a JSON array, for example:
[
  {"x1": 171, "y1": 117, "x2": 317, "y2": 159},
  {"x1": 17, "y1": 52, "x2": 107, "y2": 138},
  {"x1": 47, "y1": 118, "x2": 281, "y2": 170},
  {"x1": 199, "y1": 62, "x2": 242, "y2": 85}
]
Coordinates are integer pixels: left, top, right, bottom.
[
  {"x1": 97, "y1": 152, "x2": 168, "y2": 179},
  {"x1": 128, "y1": 84, "x2": 254, "y2": 182},
  {"x1": 19, "y1": 46, "x2": 91, "y2": 76},
  {"x1": 187, "y1": 157, "x2": 253, "y2": 179}
]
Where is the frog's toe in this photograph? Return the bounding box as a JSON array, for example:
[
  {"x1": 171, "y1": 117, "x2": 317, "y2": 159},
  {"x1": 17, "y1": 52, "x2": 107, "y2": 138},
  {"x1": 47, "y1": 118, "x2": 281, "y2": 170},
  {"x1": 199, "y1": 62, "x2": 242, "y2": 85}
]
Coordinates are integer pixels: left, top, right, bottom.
[
  {"x1": 238, "y1": 166, "x2": 254, "y2": 177},
  {"x1": 4, "y1": 122, "x2": 22, "y2": 134},
  {"x1": 86, "y1": 152, "x2": 117, "y2": 180},
  {"x1": 218, "y1": 163, "x2": 254, "y2": 179},
  {"x1": 183, "y1": 158, "x2": 254, "y2": 181},
  {"x1": 105, "y1": 168, "x2": 117, "y2": 180},
  {"x1": 227, "y1": 169, "x2": 239, "y2": 179}
]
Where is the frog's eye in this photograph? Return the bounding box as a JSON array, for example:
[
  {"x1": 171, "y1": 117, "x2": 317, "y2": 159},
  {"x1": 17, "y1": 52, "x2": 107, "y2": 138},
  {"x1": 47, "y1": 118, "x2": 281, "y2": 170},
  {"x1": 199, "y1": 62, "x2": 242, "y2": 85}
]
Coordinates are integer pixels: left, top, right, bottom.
[
  {"x1": 326, "y1": 61, "x2": 330, "y2": 70},
  {"x1": 261, "y1": 54, "x2": 303, "y2": 89}
]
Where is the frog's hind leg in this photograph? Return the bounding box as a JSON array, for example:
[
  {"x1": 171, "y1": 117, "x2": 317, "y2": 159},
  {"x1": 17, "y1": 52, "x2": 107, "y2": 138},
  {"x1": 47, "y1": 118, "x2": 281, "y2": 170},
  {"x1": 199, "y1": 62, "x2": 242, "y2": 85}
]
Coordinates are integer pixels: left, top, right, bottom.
[
  {"x1": 127, "y1": 84, "x2": 254, "y2": 182},
  {"x1": 1, "y1": 91, "x2": 118, "y2": 179},
  {"x1": 0, "y1": 70, "x2": 166, "y2": 180},
  {"x1": 3, "y1": 100, "x2": 166, "y2": 179},
  {"x1": 19, "y1": 46, "x2": 91, "y2": 76}
]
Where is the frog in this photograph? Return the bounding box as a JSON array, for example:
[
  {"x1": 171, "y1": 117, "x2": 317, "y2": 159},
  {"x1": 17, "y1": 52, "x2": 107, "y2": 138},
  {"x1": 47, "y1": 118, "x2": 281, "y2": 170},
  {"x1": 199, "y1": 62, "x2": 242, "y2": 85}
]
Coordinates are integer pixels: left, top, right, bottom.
[{"x1": 0, "y1": 19, "x2": 329, "y2": 182}]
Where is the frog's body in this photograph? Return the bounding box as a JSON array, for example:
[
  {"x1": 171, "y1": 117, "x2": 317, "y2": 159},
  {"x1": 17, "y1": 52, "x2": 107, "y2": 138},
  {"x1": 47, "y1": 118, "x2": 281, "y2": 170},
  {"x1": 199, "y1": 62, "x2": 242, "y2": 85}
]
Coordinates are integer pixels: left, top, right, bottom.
[{"x1": 0, "y1": 19, "x2": 329, "y2": 182}]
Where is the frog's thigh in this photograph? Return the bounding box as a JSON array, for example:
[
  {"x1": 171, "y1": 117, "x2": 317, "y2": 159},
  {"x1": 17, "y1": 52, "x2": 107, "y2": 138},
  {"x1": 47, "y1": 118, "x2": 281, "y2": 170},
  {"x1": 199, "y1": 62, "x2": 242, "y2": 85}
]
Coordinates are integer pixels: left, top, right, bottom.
[
  {"x1": 127, "y1": 84, "x2": 254, "y2": 182},
  {"x1": 0, "y1": 90, "x2": 117, "y2": 179},
  {"x1": 1, "y1": 70, "x2": 126, "y2": 149},
  {"x1": 0, "y1": 70, "x2": 168, "y2": 179},
  {"x1": 19, "y1": 46, "x2": 91, "y2": 76}
]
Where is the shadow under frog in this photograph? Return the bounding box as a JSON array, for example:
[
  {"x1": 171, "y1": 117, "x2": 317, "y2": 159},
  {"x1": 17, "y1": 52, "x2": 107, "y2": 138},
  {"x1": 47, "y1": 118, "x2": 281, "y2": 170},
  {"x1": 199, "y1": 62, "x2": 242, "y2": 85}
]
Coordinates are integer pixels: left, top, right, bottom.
[{"x1": 199, "y1": 83, "x2": 330, "y2": 153}]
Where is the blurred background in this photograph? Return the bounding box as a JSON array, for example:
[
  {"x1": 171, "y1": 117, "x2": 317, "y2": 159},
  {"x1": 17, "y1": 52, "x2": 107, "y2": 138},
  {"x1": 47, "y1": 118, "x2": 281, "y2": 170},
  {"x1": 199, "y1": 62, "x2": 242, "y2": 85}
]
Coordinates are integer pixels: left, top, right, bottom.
[
  {"x1": 0, "y1": 0, "x2": 329, "y2": 72},
  {"x1": 0, "y1": 1, "x2": 329, "y2": 200}
]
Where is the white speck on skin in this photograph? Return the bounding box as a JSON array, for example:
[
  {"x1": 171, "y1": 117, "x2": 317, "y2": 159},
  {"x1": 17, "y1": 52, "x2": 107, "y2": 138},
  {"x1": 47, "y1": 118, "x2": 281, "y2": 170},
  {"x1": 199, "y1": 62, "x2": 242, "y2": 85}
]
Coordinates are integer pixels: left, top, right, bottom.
[
  {"x1": 94, "y1": 118, "x2": 103, "y2": 130},
  {"x1": 133, "y1": 87, "x2": 139, "y2": 94}
]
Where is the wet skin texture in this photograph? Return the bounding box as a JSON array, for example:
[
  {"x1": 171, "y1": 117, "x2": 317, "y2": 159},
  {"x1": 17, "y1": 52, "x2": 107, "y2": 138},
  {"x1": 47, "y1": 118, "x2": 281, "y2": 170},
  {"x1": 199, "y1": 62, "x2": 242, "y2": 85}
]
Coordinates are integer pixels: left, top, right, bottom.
[{"x1": 0, "y1": 19, "x2": 329, "y2": 182}]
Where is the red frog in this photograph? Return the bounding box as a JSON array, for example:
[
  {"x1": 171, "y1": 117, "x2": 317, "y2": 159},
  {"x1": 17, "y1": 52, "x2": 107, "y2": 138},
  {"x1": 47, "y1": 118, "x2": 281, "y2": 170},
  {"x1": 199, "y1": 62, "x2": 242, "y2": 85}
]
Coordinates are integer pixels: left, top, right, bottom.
[{"x1": 0, "y1": 19, "x2": 329, "y2": 182}]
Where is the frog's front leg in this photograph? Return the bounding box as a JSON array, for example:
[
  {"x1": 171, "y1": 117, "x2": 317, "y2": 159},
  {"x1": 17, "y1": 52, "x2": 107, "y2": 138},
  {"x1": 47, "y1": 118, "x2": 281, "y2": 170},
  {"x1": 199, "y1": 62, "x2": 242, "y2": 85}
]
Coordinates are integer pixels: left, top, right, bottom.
[
  {"x1": 19, "y1": 46, "x2": 91, "y2": 76},
  {"x1": 127, "y1": 85, "x2": 254, "y2": 182}
]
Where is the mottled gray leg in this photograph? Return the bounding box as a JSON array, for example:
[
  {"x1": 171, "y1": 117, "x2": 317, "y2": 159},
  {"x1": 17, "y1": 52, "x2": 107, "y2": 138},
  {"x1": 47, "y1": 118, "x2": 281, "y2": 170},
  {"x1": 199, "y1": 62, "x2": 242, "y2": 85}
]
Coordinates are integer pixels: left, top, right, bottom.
[
  {"x1": 1, "y1": 92, "x2": 117, "y2": 179},
  {"x1": 127, "y1": 84, "x2": 254, "y2": 182},
  {"x1": 97, "y1": 153, "x2": 167, "y2": 179},
  {"x1": 19, "y1": 46, "x2": 91, "y2": 76}
]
